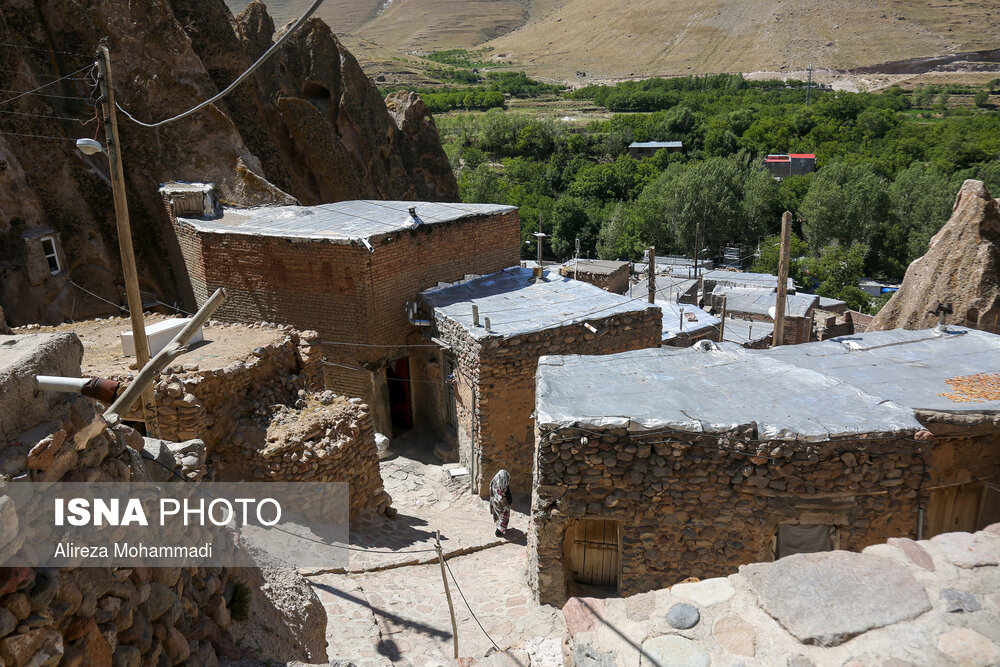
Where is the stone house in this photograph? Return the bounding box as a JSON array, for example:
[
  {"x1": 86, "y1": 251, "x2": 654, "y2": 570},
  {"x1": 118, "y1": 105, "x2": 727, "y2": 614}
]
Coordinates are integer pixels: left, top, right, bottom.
[
  {"x1": 627, "y1": 141, "x2": 683, "y2": 159},
  {"x1": 161, "y1": 184, "x2": 519, "y2": 435},
  {"x1": 709, "y1": 286, "x2": 818, "y2": 345},
  {"x1": 530, "y1": 327, "x2": 1000, "y2": 604},
  {"x1": 658, "y1": 300, "x2": 720, "y2": 347},
  {"x1": 413, "y1": 267, "x2": 662, "y2": 496},
  {"x1": 559, "y1": 259, "x2": 631, "y2": 294}
]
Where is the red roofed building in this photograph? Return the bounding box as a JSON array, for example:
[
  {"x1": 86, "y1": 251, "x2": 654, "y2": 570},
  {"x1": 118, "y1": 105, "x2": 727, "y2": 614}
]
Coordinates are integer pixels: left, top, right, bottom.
[{"x1": 765, "y1": 153, "x2": 816, "y2": 178}]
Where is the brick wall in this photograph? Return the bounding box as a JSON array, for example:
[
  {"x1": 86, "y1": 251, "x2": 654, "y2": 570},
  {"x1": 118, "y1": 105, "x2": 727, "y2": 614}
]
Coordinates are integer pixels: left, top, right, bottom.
[{"x1": 171, "y1": 209, "x2": 520, "y2": 415}]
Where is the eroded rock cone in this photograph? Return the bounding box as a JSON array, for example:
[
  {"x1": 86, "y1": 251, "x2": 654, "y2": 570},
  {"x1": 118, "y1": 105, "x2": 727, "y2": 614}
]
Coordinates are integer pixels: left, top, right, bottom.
[{"x1": 871, "y1": 179, "x2": 1000, "y2": 331}]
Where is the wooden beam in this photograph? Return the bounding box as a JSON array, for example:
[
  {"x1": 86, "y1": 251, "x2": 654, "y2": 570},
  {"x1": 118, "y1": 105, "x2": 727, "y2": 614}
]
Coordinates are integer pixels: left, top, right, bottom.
[
  {"x1": 773, "y1": 211, "x2": 793, "y2": 347},
  {"x1": 104, "y1": 289, "x2": 226, "y2": 426}
]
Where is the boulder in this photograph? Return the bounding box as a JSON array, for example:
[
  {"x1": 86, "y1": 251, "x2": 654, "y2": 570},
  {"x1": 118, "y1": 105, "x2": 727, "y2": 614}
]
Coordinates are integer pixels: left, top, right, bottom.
[{"x1": 871, "y1": 180, "x2": 1000, "y2": 331}]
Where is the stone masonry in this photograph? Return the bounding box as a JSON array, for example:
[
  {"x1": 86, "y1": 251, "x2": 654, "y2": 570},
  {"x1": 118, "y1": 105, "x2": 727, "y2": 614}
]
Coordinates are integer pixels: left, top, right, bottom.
[{"x1": 530, "y1": 425, "x2": 924, "y2": 605}]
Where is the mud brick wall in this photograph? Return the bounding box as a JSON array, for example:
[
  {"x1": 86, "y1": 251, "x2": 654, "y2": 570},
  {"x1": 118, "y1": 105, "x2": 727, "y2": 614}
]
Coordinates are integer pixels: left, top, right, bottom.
[
  {"x1": 437, "y1": 307, "x2": 663, "y2": 497},
  {"x1": 172, "y1": 210, "x2": 520, "y2": 408},
  {"x1": 529, "y1": 425, "x2": 926, "y2": 606},
  {"x1": 559, "y1": 264, "x2": 630, "y2": 295}
]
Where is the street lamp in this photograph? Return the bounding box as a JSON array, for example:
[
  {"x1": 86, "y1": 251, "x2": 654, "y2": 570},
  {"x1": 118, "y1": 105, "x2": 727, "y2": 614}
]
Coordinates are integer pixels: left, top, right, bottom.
[{"x1": 75, "y1": 138, "x2": 104, "y2": 155}]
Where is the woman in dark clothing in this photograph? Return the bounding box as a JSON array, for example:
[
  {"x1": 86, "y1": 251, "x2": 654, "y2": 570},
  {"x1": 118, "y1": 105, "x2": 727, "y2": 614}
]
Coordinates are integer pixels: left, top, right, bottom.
[{"x1": 489, "y1": 469, "x2": 512, "y2": 537}]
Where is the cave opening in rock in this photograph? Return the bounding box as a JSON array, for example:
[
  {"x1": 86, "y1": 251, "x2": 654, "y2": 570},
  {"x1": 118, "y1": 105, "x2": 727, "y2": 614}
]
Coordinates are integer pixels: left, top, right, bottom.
[{"x1": 302, "y1": 82, "x2": 331, "y2": 100}]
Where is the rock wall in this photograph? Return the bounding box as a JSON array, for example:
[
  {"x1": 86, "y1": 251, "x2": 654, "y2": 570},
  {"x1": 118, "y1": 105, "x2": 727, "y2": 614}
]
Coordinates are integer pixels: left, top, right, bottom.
[
  {"x1": 424, "y1": 308, "x2": 663, "y2": 496},
  {"x1": 0, "y1": 400, "x2": 243, "y2": 666},
  {"x1": 872, "y1": 179, "x2": 1000, "y2": 331},
  {"x1": 121, "y1": 324, "x2": 388, "y2": 518},
  {"x1": 530, "y1": 424, "x2": 926, "y2": 606},
  {"x1": 0, "y1": 0, "x2": 457, "y2": 326},
  {"x1": 560, "y1": 524, "x2": 1000, "y2": 665}
]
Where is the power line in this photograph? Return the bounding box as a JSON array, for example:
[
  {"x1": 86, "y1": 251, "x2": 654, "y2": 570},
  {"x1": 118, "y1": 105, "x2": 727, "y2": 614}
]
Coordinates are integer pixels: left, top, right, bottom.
[
  {"x1": 0, "y1": 89, "x2": 91, "y2": 102},
  {"x1": 115, "y1": 0, "x2": 327, "y2": 128},
  {"x1": 0, "y1": 41, "x2": 94, "y2": 59},
  {"x1": 68, "y1": 279, "x2": 127, "y2": 311},
  {"x1": 0, "y1": 129, "x2": 78, "y2": 141},
  {"x1": 0, "y1": 108, "x2": 93, "y2": 122},
  {"x1": 0, "y1": 63, "x2": 95, "y2": 107},
  {"x1": 322, "y1": 340, "x2": 442, "y2": 348}
]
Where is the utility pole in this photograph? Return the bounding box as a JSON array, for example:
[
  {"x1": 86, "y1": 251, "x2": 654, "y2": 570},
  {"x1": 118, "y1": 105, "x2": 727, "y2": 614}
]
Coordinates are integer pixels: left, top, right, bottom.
[
  {"x1": 435, "y1": 531, "x2": 459, "y2": 659},
  {"x1": 574, "y1": 237, "x2": 580, "y2": 280},
  {"x1": 806, "y1": 63, "x2": 813, "y2": 106},
  {"x1": 647, "y1": 246, "x2": 656, "y2": 304},
  {"x1": 772, "y1": 211, "x2": 792, "y2": 347},
  {"x1": 96, "y1": 46, "x2": 160, "y2": 437},
  {"x1": 693, "y1": 221, "x2": 701, "y2": 278},
  {"x1": 533, "y1": 213, "x2": 547, "y2": 281},
  {"x1": 719, "y1": 294, "x2": 727, "y2": 343}
]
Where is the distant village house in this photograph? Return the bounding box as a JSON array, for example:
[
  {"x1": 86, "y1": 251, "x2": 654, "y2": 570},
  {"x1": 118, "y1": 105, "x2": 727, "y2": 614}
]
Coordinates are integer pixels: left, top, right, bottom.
[{"x1": 627, "y1": 141, "x2": 683, "y2": 159}]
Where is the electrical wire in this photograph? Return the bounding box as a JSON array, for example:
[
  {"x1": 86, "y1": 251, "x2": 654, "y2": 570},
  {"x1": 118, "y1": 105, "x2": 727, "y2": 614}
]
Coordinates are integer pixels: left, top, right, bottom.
[
  {"x1": 443, "y1": 559, "x2": 501, "y2": 651},
  {"x1": 68, "y1": 279, "x2": 127, "y2": 312},
  {"x1": 321, "y1": 360, "x2": 452, "y2": 384},
  {"x1": 0, "y1": 63, "x2": 95, "y2": 107},
  {"x1": 0, "y1": 41, "x2": 94, "y2": 59},
  {"x1": 322, "y1": 341, "x2": 443, "y2": 348},
  {"x1": 0, "y1": 89, "x2": 90, "y2": 101},
  {"x1": 0, "y1": 129, "x2": 79, "y2": 141},
  {"x1": 0, "y1": 108, "x2": 93, "y2": 122},
  {"x1": 115, "y1": 0, "x2": 327, "y2": 128},
  {"x1": 137, "y1": 451, "x2": 438, "y2": 554}
]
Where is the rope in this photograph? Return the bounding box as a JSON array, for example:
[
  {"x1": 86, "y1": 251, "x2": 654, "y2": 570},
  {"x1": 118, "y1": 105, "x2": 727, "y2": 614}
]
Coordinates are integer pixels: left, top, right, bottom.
[
  {"x1": 115, "y1": 0, "x2": 327, "y2": 128},
  {"x1": 68, "y1": 279, "x2": 127, "y2": 312},
  {"x1": 444, "y1": 559, "x2": 501, "y2": 651},
  {"x1": 0, "y1": 41, "x2": 94, "y2": 58}
]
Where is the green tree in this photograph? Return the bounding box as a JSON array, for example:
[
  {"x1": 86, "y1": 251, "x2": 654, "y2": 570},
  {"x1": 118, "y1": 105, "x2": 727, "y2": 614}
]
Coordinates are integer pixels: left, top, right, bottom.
[
  {"x1": 799, "y1": 242, "x2": 871, "y2": 310},
  {"x1": 974, "y1": 90, "x2": 990, "y2": 108},
  {"x1": 800, "y1": 162, "x2": 891, "y2": 250},
  {"x1": 550, "y1": 196, "x2": 600, "y2": 258},
  {"x1": 888, "y1": 163, "x2": 955, "y2": 262},
  {"x1": 750, "y1": 232, "x2": 810, "y2": 285}
]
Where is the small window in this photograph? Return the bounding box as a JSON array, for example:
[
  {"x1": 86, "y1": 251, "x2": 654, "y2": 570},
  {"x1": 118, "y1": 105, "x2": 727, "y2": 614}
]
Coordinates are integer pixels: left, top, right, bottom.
[
  {"x1": 776, "y1": 524, "x2": 833, "y2": 559},
  {"x1": 40, "y1": 236, "x2": 60, "y2": 274}
]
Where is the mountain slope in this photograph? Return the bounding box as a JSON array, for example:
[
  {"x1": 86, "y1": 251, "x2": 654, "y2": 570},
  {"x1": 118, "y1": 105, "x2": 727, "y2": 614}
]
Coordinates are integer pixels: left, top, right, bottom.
[
  {"x1": 486, "y1": 0, "x2": 1000, "y2": 79},
  {"x1": 230, "y1": 0, "x2": 1000, "y2": 81}
]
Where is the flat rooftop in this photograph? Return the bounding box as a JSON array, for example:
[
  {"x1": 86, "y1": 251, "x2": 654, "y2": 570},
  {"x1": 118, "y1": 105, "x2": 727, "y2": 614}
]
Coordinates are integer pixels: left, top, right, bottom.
[
  {"x1": 174, "y1": 201, "x2": 515, "y2": 243},
  {"x1": 663, "y1": 269, "x2": 794, "y2": 291},
  {"x1": 537, "y1": 327, "x2": 1000, "y2": 440},
  {"x1": 659, "y1": 300, "x2": 719, "y2": 342},
  {"x1": 765, "y1": 327, "x2": 1000, "y2": 414},
  {"x1": 421, "y1": 267, "x2": 659, "y2": 340},
  {"x1": 714, "y1": 286, "x2": 818, "y2": 318},
  {"x1": 561, "y1": 259, "x2": 630, "y2": 276},
  {"x1": 722, "y1": 317, "x2": 773, "y2": 346}
]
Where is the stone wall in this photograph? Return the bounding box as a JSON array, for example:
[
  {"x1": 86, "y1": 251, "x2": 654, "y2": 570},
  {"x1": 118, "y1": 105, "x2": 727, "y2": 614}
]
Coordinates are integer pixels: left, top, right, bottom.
[
  {"x1": 121, "y1": 325, "x2": 387, "y2": 519},
  {"x1": 559, "y1": 263, "x2": 630, "y2": 295},
  {"x1": 427, "y1": 308, "x2": 663, "y2": 496},
  {"x1": 0, "y1": 400, "x2": 242, "y2": 667},
  {"x1": 560, "y1": 524, "x2": 1000, "y2": 666},
  {"x1": 530, "y1": 424, "x2": 927, "y2": 606}
]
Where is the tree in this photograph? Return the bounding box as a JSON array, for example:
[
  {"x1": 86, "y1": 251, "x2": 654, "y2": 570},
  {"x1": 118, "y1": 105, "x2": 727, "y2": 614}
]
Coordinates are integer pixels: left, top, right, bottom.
[
  {"x1": 799, "y1": 242, "x2": 871, "y2": 311},
  {"x1": 888, "y1": 163, "x2": 955, "y2": 263},
  {"x1": 974, "y1": 90, "x2": 990, "y2": 108},
  {"x1": 800, "y1": 162, "x2": 890, "y2": 250},
  {"x1": 550, "y1": 196, "x2": 600, "y2": 258},
  {"x1": 751, "y1": 232, "x2": 810, "y2": 286}
]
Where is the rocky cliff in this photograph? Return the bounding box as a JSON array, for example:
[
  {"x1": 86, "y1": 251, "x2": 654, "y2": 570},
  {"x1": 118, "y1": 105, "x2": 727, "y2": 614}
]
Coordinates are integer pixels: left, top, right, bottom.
[
  {"x1": 871, "y1": 180, "x2": 1000, "y2": 332},
  {"x1": 0, "y1": 0, "x2": 457, "y2": 326}
]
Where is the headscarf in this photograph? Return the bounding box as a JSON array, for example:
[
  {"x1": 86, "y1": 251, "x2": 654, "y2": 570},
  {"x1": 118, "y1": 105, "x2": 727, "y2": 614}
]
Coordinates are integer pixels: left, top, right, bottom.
[{"x1": 490, "y1": 469, "x2": 510, "y2": 498}]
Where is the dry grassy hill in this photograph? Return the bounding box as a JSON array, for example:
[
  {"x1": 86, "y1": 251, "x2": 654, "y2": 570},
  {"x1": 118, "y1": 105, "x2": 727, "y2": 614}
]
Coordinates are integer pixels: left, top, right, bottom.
[{"x1": 225, "y1": 0, "x2": 1000, "y2": 82}]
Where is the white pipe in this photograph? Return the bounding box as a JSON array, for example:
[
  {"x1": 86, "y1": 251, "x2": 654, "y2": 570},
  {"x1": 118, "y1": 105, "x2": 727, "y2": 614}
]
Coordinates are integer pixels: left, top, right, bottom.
[{"x1": 36, "y1": 376, "x2": 88, "y2": 392}]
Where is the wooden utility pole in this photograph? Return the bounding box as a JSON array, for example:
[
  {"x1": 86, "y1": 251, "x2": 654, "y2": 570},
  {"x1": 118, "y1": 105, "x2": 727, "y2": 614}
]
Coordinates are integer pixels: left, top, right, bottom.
[
  {"x1": 772, "y1": 211, "x2": 793, "y2": 347},
  {"x1": 693, "y1": 222, "x2": 701, "y2": 278},
  {"x1": 647, "y1": 246, "x2": 656, "y2": 304},
  {"x1": 719, "y1": 294, "x2": 727, "y2": 343},
  {"x1": 435, "y1": 531, "x2": 459, "y2": 659},
  {"x1": 96, "y1": 46, "x2": 160, "y2": 436}
]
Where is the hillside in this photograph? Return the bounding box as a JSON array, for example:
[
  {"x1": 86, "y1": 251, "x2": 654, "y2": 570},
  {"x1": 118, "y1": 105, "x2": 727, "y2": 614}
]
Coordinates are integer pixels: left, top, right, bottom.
[{"x1": 227, "y1": 0, "x2": 1000, "y2": 82}]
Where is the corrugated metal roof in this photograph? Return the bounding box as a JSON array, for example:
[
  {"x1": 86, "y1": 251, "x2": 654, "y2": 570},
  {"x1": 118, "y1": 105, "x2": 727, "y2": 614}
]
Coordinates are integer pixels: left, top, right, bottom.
[
  {"x1": 628, "y1": 141, "x2": 683, "y2": 148},
  {"x1": 174, "y1": 201, "x2": 516, "y2": 243},
  {"x1": 420, "y1": 267, "x2": 659, "y2": 340}
]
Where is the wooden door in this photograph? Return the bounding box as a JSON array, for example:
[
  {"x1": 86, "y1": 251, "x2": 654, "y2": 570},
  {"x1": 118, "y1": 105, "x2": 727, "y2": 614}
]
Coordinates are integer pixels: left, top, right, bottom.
[
  {"x1": 568, "y1": 519, "x2": 620, "y2": 588},
  {"x1": 927, "y1": 483, "x2": 985, "y2": 536}
]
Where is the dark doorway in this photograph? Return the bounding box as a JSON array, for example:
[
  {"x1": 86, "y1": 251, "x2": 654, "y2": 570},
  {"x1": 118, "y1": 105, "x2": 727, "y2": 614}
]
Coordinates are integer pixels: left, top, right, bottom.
[{"x1": 387, "y1": 357, "x2": 413, "y2": 436}]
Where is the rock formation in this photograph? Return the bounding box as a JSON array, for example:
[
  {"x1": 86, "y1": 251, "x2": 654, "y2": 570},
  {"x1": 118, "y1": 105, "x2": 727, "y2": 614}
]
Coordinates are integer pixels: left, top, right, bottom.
[
  {"x1": 871, "y1": 179, "x2": 1000, "y2": 331},
  {"x1": 0, "y1": 0, "x2": 457, "y2": 326}
]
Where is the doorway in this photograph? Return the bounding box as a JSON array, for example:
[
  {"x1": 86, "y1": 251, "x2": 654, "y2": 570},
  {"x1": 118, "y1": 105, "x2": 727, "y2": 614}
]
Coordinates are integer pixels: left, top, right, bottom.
[
  {"x1": 565, "y1": 519, "x2": 620, "y2": 593},
  {"x1": 386, "y1": 357, "x2": 413, "y2": 436}
]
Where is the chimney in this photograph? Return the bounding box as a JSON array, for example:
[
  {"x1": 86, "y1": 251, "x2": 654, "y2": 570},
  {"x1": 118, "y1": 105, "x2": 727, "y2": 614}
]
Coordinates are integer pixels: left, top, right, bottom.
[{"x1": 407, "y1": 206, "x2": 422, "y2": 228}]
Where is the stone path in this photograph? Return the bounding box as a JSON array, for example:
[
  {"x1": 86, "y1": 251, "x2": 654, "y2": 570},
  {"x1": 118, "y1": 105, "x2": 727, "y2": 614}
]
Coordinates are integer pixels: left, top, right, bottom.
[{"x1": 307, "y1": 434, "x2": 562, "y2": 665}]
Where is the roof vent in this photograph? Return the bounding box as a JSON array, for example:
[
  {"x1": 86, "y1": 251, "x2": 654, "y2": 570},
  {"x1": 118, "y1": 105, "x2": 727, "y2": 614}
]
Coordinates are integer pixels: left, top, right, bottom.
[{"x1": 407, "y1": 206, "x2": 422, "y2": 228}]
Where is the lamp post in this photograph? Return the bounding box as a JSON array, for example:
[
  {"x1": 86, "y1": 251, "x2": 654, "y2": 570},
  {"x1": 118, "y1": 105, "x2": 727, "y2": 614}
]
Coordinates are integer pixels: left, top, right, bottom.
[{"x1": 75, "y1": 46, "x2": 160, "y2": 437}]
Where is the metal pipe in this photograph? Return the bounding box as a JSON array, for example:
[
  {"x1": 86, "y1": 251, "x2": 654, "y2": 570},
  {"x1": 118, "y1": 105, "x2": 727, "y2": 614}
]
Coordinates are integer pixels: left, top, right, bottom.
[
  {"x1": 917, "y1": 507, "x2": 924, "y2": 541},
  {"x1": 36, "y1": 376, "x2": 88, "y2": 392}
]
